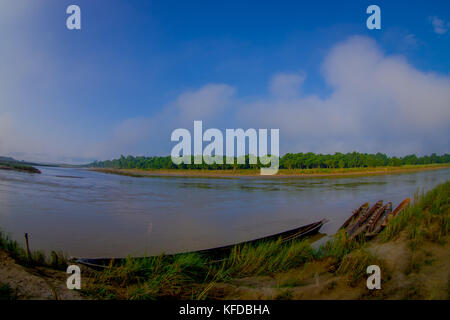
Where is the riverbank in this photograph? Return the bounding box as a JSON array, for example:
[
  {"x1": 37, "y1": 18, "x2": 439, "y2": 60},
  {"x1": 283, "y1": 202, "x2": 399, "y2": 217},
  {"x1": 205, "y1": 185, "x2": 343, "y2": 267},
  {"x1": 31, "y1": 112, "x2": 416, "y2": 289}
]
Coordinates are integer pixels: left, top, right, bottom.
[
  {"x1": 0, "y1": 234, "x2": 82, "y2": 300},
  {"x1": 80, "y1": 181, "x2": 449, "y2": 299},
  {"x1": 0, "y1": 162, "x2": 41, "y2": 174},
  {"x1": 0, "y1": 250, "x2": 82, "y2": 300},
  {"x1": 91, "y1": 163, "x2": 450, "y2": 179},
  {"x1": 1, "y1": 181, "x2": 448, "y2": 300}
]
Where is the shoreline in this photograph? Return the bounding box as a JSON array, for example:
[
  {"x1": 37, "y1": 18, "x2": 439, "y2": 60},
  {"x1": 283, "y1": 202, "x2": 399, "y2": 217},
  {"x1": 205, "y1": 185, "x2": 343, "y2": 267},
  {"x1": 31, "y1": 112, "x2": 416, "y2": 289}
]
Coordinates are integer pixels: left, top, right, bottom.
[
  {"x1": 0, "y1": 163, "x2": 41, "y2": 174},
  {"x1": 89, "y1": 164, "x2": 450, "y2": 179}
]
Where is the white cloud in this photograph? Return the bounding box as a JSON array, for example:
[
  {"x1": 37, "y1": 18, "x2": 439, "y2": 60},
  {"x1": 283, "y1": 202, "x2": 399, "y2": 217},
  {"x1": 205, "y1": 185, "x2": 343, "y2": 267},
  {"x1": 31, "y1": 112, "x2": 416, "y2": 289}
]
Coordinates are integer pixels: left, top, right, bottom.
[
  {"x1": 99, "y1": 83, "x2": 236, "y2": 159},
  {"x1": 238, "y1": 36, "x2": 450, "y2": 155},
  {"x1": 112, "y1": 35, "x2": 450, "y2": 158},
  {"x1": 430, "y1": 16, "x2": 449, "y2": 35},
  {"x1": 269, "y1": 73, "x2": 305, "y2": 98},
  {"x1": 174, "y1": 84, "x2": 235, "y2": 121}
]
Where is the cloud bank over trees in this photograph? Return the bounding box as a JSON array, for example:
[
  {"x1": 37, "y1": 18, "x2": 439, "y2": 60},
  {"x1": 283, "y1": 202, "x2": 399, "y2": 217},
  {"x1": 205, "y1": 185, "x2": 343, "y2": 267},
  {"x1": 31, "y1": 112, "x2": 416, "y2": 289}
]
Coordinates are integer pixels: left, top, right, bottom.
[{"x1": 104, "y1": 36, "x2": 450, "y2": 160}]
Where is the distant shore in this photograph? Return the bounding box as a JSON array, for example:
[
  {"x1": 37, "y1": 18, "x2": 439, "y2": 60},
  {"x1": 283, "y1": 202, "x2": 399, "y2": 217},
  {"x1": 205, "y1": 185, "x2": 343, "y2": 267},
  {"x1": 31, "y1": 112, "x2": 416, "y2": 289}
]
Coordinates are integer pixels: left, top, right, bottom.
[
  {"x1": 0, "y1": 162, "x2": 41, "y2": 174},
  {"x1": 90, "y1": 163, "x2": 450, "y2": 179}
]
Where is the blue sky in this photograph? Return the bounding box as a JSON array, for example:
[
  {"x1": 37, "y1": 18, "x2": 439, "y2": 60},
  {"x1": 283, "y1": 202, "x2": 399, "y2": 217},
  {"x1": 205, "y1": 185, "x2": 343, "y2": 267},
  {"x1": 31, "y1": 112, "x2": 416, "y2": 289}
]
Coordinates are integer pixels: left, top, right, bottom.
[{"x1": 0, "y1": 0, "x2": 449, "y2": 163}]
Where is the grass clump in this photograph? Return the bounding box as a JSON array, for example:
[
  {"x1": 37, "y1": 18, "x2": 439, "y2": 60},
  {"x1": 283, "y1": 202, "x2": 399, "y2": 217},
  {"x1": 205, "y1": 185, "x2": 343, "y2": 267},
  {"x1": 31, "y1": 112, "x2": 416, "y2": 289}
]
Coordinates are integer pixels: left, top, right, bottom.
[
  {"x1": 221, "y1": 239, "x2": 315, "y2": 278},
  {"x1": 0, "y1": 231, "x2": 27, "y2": 261},
  {"x1": 336, "y1": 248, "x2": 379, "y2": 287},
  {"x1": 381, "y1": 181, "x2": 450, "y2": 245},
  {"x1": 84, "y1": 253, "x2": 209, "y2": 300},
  {"x1": 317, "y1": 230, "x2": 364, "y2": 261}
]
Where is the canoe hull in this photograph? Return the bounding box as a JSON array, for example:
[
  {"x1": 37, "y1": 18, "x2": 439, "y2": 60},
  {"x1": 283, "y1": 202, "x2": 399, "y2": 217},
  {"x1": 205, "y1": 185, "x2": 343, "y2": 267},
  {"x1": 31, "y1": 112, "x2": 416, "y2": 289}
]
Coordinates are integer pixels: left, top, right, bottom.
[
  {"x1": 340, "y1": 202, "x2": 369, "y2": 230},
  {"x1": 76, "y1": 219, "x2": 328, "y2": 269}
]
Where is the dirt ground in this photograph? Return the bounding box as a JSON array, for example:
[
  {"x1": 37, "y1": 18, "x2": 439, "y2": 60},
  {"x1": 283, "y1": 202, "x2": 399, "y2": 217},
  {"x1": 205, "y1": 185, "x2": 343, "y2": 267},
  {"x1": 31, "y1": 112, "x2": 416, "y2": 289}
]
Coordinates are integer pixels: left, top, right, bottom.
[{"x1": 0, "y1": 250, "x2": 83, "y2": 300}]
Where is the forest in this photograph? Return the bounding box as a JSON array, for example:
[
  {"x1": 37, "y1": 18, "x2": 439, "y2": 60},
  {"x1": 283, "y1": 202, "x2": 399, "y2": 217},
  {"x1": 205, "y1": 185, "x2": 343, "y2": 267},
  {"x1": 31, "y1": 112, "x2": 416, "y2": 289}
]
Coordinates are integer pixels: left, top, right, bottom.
[{"x1": 89, "y1": 152, "x2": 450, "y2": 171}]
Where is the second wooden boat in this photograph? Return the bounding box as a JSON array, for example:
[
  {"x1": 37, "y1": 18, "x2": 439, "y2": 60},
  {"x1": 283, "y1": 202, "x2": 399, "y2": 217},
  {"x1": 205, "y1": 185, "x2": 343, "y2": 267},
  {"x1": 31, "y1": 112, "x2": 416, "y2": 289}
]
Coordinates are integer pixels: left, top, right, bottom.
[{"x1": 76, "y1": 219, "x2": 328, "y2": 269}]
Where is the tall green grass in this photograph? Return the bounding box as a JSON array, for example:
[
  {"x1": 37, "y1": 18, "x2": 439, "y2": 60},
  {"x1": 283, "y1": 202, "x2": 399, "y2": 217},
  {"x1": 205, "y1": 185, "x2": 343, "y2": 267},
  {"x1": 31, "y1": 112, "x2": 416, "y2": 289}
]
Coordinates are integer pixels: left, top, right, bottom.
[
  {"x1": 381, "y1": 181, "x2": 450, "y2": 244},
  {"x1": 93, "y1": 253, "x2": 208, "y2": 299},
  {"x1": 220, "y1": 239, "x2": 315, "y2": 278},
  {"x1": 336, "y1": 248, "x2": 380, "y2": 286},
  {"x1": 83, "y1": 239, "x2": 317, "y2": 299},
  {"x1": 317, "y1": 230, "x2": 365, "y2": 261}
]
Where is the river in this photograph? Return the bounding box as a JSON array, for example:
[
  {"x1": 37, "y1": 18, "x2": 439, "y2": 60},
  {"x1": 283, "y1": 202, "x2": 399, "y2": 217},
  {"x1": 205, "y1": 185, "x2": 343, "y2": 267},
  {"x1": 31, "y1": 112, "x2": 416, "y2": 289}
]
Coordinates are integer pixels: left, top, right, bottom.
[{"x1": 0, "y1": 166, "x2": 448, "y2": 258}]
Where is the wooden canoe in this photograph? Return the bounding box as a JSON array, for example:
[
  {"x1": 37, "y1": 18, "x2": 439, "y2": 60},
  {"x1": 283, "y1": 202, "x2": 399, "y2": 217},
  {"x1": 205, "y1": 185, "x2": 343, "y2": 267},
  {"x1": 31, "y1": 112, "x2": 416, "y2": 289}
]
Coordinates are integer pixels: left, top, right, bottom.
[
  {"x1": 340, "y1": 202, "x2": 369, "y2": 230},
  {"x1": 381, "y1": 198, "x2": 411, "y2": 227},
  {"x1": 75, "y1": 219, "x2": 328, "y2": 269},
  {"x1": 365, "y1": 202, "x2": 392, "y2": 238},
  {"x1": 347, "y1": 200, "x2": 383, "y2": 238},
  {"x1": 368, "y1": 202, "x2": 392, "y2": 233}
]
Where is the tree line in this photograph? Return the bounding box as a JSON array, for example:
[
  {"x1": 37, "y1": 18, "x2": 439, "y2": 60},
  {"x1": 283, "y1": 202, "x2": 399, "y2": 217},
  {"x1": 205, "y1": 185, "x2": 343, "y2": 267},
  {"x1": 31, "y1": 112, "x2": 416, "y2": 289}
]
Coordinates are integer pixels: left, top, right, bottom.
[{"x1": 89, "y1": 152, "x2": 450, "y2": 170}]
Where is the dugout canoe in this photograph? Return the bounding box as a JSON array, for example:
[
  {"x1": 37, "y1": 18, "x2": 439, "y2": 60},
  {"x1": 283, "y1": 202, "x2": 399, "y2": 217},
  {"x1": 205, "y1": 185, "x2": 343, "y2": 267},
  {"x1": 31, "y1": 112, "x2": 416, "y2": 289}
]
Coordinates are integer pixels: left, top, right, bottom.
[
  {"x1": 76, "y1": 219, "x2": 328, "y2": 269},
  {"x1": 381, "y1": 198, "x2": 411, "y2": 228},
  {"x1": 347, "y1": 200, "x2": 383, "y2": 238},
  {"x1": 365, "y1": 202, "x2": 392, "y2": 238},
  {"x1": 75, "y1": 219, "x2": 328, "y2": 269},
  {"x1": 340, "y1": 202, "x2": 369, "y2": 230}
]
